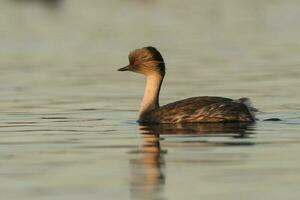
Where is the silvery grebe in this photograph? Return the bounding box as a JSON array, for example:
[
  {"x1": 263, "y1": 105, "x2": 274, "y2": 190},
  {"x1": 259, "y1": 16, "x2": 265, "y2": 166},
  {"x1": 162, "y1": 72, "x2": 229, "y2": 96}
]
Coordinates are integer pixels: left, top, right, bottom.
[{"x1": 118, "y1": 46, "x2": 256, "y2": 124}]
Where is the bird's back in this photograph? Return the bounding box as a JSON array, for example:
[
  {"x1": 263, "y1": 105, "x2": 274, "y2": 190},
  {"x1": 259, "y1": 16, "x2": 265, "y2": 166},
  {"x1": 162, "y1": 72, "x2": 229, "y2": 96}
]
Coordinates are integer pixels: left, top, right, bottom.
[{"x1": 139, "y1": 96, "x2": 255, "y2": 123}]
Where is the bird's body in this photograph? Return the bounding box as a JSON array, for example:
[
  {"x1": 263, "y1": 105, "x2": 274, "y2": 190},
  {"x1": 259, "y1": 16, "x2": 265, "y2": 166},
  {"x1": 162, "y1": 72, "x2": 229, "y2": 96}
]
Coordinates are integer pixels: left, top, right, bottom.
[
  {"x1": 118, "y1": 46, "x2": 256, "y2": 124},
  {"x1": 139, "y1": 96, "x2": 254, "y2": 123}
]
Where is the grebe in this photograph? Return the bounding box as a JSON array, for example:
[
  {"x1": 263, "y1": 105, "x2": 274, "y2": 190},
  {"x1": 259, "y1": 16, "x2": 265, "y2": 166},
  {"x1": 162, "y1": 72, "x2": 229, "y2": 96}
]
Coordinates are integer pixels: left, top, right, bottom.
[{"x1": 118, "y1": 46, "x2": 256, "y2": 124}]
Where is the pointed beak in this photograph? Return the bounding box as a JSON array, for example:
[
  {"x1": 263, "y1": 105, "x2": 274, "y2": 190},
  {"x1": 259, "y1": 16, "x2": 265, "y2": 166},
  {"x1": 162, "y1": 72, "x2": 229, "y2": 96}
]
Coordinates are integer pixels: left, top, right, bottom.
[{"x1": 118, "y1": 65, "x2": 132, "y2": 71}]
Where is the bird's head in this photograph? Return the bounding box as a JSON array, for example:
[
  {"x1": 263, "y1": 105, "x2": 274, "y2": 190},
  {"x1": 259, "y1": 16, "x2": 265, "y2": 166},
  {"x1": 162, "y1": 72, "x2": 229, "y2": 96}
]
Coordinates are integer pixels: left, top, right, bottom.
[{"x1": 118, "y1": 46, "x2": 165, "y2": 77}]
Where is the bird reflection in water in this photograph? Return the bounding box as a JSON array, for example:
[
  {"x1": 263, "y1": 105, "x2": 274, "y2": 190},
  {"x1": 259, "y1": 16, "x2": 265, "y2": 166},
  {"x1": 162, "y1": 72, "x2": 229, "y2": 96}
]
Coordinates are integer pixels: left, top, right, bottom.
[
  {"x1": 130, "y1": 129, "x2": 166, "y2": 200},
  {"x1": 130, "y1": 122, "x2": 254, "y2": 200}
]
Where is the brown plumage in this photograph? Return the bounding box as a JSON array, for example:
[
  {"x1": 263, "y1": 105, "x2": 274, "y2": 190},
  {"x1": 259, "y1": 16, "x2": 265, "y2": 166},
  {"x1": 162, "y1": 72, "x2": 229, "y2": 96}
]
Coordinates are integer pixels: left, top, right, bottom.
[
  {"x1": 139, "y1": 96, "x2": 255, "y2": 123},
  {"x1": 118, "y1": 46, "x2": 256, "y2": 124}
]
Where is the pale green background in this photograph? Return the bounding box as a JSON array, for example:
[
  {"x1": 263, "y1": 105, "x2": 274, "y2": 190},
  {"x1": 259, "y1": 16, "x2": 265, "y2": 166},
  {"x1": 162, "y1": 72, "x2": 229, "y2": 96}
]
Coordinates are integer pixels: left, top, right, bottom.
[{"x1": 0, "y1": 0, "x2": 299, "y2": 200}]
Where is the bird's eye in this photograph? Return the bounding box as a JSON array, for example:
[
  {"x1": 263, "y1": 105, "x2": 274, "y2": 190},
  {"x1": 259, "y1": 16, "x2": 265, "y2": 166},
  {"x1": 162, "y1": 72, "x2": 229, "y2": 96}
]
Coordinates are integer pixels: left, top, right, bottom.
[{"x1": 133, "y1": 60, "x2": 141, "y2": 65}]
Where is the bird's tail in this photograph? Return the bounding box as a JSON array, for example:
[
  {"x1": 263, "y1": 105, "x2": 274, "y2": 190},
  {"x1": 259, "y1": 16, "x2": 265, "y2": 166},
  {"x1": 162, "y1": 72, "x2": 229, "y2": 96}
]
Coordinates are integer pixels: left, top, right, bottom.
[{"x1": 237, "y1": 98, "x2": 258, "y2": 121}]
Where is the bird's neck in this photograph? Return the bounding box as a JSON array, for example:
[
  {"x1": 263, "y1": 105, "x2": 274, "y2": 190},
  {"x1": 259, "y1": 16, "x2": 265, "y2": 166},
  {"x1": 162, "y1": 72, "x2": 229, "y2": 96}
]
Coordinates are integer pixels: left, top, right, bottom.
[{"x1": 139, "y1": 74, "x2": 164, "y2": 119}]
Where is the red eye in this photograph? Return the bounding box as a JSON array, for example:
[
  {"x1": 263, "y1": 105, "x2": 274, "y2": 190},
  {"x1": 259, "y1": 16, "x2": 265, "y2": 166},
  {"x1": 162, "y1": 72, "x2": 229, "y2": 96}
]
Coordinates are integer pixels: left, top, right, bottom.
[{"x1": 133, "y1": 60, "x2": 140, "y2": 65}]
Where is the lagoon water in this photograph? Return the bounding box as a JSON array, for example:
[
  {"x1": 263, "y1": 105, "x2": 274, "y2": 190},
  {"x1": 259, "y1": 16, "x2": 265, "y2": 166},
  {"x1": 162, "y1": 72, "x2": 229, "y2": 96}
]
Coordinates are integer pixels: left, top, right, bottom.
[{"x1": 0, "y1": 0, "x2": 300, "y2": 199}]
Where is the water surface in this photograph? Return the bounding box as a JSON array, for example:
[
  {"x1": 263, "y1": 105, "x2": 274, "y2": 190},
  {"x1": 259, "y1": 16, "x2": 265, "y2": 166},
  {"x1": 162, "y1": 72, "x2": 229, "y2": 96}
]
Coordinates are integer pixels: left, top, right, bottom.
[{"x1": 0, "y1": 0, "x2": 300, "y2": 200}]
